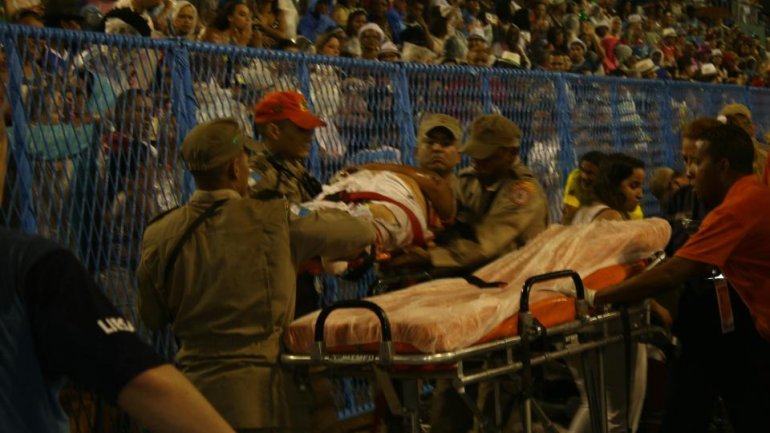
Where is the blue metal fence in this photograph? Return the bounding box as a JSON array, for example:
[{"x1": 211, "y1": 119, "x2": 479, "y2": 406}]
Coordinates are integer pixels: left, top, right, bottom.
[{"x1": 3, "y1": 23, "x2": 770, "y2": 429}]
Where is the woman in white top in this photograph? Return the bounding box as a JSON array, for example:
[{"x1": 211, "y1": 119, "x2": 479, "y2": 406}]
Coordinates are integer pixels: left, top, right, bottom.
[
  {"x1": 572, "y1": 153, "x2": 645, "y2": 224},
  {"x1": 567, "y1": 153, "x2": 649, "y2": 433}
]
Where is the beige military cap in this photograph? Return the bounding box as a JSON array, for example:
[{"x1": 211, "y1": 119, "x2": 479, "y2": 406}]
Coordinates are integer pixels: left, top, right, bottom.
[
  {"x1": 181, "y1": 118, "x2": 260, "y2": 171},
  {"x1": 418, "y1": 113, "x2": 462, "y2": 140},
  {"x1": 460, "y1": 114, "x2": 522, "y2": 160}
]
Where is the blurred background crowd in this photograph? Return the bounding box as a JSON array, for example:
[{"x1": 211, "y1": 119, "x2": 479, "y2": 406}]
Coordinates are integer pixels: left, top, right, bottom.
[{"x1": 2, "y1": 0, "x2": 770, "y2": 81}]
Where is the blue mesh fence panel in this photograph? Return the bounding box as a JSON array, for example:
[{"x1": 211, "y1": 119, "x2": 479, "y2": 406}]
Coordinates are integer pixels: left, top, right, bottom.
[{"x1": 5, "y1": 23, "x2": 770, "y2": 430}]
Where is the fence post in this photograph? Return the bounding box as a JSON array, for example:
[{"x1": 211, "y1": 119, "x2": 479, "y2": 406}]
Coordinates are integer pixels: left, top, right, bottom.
[
  {"x1": 395, "y1": 64, "x2": 417, "y2": 166},
  {"x1": 555, "y1": 75, "x2": 576, "y2": 182},
  {"x1": 658, "y1": 82, "x2": 678, "y2": 169},
  {"x1": 169, "y1": 40, "x2": 198, "y2": 200},
  {"x1": 481, "y1": 68, "x2": 493, "y2": 114},
  {"x1": 609, "y1": 81, "x2": 623, "y2": 152},
  {"x1": 296, "y1": 56, "x2": 323, "y2": 178},
  {"x1": 3, "y1": 30, "x2": 38, "y2": 234}
]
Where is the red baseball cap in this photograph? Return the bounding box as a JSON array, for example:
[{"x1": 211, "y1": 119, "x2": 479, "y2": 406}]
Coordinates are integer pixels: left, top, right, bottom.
[{"x1": 253, "y1": 91, "x2": 326, "y2": 129}]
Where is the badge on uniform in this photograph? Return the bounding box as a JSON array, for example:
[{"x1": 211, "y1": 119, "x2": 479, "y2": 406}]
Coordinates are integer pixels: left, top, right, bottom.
[
  {"x1": 249, "y1": 170, "x2": 262, "y2": 187},
  {"x1": 510, "y1": 181, "x2": 535, "y2": 206},
  {"x1": 713, "y1": 273, "x2": 735, "y2": 334}
]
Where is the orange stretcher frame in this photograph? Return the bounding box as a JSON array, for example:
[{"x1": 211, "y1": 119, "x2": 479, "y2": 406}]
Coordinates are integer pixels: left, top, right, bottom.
[
  {"x1": 281, "y1": 255, "x2": 669, "y2": 433},
  {"x1": 289, "y1": 259, "x2": 651, "y2": 357}
]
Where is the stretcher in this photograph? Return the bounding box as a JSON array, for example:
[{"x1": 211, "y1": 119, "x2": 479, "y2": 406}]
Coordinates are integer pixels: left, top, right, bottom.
[{"x1": 281, "y1": 220, "x2": 673, "y2": 433}]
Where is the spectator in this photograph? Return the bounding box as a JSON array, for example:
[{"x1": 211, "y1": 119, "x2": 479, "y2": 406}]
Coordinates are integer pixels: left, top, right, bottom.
[
  {"x1": 378, "y1": 41, "x2": 401, "y2": 62},
  {"x1": 341, "y1": 8, "x2": 367, "y2": 57},
  {"x1": 564, "y1": 153, "x2": 650, "y2": 433},
  {"x1": 331, "y1": 0, "x2": 361, "y2": 28},
  {"x1": 633, "y1": 58, "x2": 659, "y2": 79},
  {"x1": 358, "y1": 22, "x2": 385, "y2": 60},
  {"x1": 200, "y1": 0, "x2": 260, "y2": 47},
  {"x1": 112, "y1": 0, "x2": 167, "y2": 35},
  {"x1": 492, "y1": 24, "x2": 530, "y2": 68},
  {"x1": 387, "y1": 0, "x2": 407, "y2": 44},
  {"x1": 298, "y1": 0, "x2": 338, "y2": 42},
  {"x1": 165, "y1": 1, "x2": 199, "y2": 39},
  {"x1": 649, "y1": 166, "x2": 688, "y2": 211},
  {"x1": 467, "y1": 27, "x2": 489, "y2": 52},
  {"x1": 254, "y1": 0, "x2": 288, "y2": 48},
  {"x1": 399, "y1": 0, "x2": 435, "y2": 52},
  {"x1": 561, "y1": 150, "x2": 605, "y2": 225},
  {"x1": 43, "y1": 1, "x2": 84, "y2": 30},
  {"x1": 569, "y1": 38, "x2": 599, "y2": 74},
  {"x1": 312, "y1": 31, "x2": 347, "y2": 162},
  {"x1": 366, "y1": 0, "x2": 395, "y2": 42}
]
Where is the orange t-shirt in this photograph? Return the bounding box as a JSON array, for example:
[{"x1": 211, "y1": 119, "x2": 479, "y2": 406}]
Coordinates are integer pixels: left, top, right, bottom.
[
  {"x1": 676, "y1": 175, "x2": 770, "y2": 342},
  {"x1": 763, "y1": 156, "x2": 770, "y2": 187}
]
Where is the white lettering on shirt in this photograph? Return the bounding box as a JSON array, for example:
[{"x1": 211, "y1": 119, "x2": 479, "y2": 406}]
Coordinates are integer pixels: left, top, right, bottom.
[{"x1": 97, "y1": 317, "x2": 136, "y2": 335}]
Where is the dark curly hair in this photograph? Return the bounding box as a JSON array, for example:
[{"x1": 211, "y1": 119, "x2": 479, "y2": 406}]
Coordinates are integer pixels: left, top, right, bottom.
[
  {"x1": 592, "y1": 153, "x2": 645, "y2": 216},
  {"x1": 209, "y1": 0, "x2": 249, "y2": 31}
]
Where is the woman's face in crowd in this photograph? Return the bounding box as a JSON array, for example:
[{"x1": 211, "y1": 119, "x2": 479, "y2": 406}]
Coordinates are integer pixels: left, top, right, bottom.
[
  {"x1": 174, "y1": 5, "x2": 196, "y2": 35},
  {"x1": 350, "y1": 14, "x2": 367, "y2": 34},
  {"x1": 320, "y1": 36, "x2": 341, "y2": 56},
  {"x1": 228, "y1": 4, "x2": 252, "y2": 31},
  {"x1": 620, "y1": 168, "x2": 645, "y2": 212}
]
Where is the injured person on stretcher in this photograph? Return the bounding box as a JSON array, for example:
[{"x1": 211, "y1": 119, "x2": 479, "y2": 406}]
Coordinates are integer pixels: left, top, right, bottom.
[{"x1": 299, "y1": 163, "x2": 456, "y2": 272}]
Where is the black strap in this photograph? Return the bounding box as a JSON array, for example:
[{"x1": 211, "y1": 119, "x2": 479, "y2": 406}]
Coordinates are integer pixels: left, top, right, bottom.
[
  {"x1": 162, "y1": 199, "x2": 228, "y2": 288},
  {"x1": 463, "y1": 274, "x2": 506, "y2": 289},
  {"x1": 267, "y1": 155, "x2": 322, "y2": 198}
]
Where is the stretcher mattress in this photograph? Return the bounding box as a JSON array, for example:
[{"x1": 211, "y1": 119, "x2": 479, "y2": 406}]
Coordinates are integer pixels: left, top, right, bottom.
[{"x1": 284, "y1": 219, "x2": 671, "y2": 354}]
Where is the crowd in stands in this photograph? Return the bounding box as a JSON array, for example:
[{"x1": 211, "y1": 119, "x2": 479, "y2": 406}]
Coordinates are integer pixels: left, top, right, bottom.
[{"x1": 3, "y1": 0, "x2": 770, "y2": 83}]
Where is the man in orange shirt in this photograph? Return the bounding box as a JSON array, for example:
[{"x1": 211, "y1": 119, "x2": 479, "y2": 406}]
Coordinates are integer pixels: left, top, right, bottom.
[{"x1": 589, "y1": 123, "x2": 770, "y2": 433}]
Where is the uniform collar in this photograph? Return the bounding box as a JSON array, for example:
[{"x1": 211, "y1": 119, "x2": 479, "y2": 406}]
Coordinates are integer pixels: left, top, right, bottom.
[{"x1": 191, "y1": 189, "x2": 242, "y2": 202}]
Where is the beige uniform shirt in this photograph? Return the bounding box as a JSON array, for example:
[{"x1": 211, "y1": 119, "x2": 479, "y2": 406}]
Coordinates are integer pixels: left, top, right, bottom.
[
  {"x1": 137, "y1": 189, "x2": 375, "y2": 429},
  {"x1": 430, "y1": 163, "x2": 548, "y2": 268},
  {"x1": 249, "y1": 148, "x2": 319, "y2": 203}
]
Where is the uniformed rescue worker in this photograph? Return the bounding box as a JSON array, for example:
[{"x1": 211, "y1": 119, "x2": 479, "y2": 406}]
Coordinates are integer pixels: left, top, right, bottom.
[
  {"x1": 427, "y1": 113, "x2": 548, "y2": 270},
  {"x1": 249, "y1": 90, "x2": 326, "y2": 203},
  {"x1": 136, "y1": 118, "x2": 376, "y2": 433},
  {"x1": 426, "y1": 114, "x2": 548, "y2": 433},
  {"x1": 414, "y1": 113, "x2": 463, "y2": 185}
]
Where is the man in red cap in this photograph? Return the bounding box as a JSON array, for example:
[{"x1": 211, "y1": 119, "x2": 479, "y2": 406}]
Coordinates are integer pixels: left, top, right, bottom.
[{"x1": 249, "y1": 90, "x2": 327, "y2": 204}]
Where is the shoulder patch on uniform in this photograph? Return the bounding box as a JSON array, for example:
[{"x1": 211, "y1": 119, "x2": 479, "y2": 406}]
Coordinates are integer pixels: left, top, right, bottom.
[
  {"x1": 249, "y1": 170, "x2": 262, "y2": 187},
  {"x1": 510, "y1": 180, "x2": 535, "y2": 206}
]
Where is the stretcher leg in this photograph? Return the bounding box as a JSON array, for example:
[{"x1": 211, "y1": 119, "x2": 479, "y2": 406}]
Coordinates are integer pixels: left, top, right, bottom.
[{"x1": 582, "y1": 346, "x2": 608, "y2": 433}]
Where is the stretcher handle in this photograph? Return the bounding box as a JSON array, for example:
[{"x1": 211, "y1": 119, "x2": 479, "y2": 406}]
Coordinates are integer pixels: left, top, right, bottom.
[
  {"x1": 314, "y1": 300, "x2": 392, "y2": 342},
  {"x1": 521, "y1": 269, "x2": 584, "y2": 312}
]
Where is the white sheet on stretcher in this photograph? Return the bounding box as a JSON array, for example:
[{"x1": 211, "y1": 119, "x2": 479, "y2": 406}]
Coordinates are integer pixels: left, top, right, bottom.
[{"x1": 284, "y1": 219, "x2": 671, "y2": 354}]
